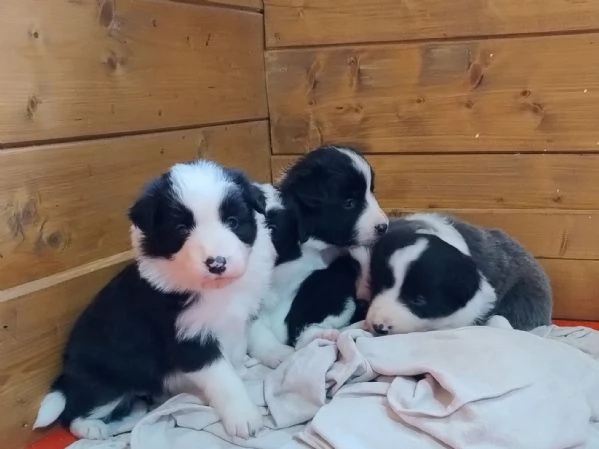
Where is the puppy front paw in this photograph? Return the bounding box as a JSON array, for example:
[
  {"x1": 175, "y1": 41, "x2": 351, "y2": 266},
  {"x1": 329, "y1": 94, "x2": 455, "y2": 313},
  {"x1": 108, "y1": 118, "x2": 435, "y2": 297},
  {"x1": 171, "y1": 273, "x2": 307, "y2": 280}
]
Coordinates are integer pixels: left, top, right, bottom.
[
  {"x1": 315, "y1": 329, "x2": 340, "y2": 342},
  {"x1": 221, "y1": 401, "x2": 263, "y2": 439},
  {"x1": 70, "y1": 418, "x2": 110, "y2": 440},
  {"x1": 261, "y1": 345, "x2": 295, "y2": 369}
]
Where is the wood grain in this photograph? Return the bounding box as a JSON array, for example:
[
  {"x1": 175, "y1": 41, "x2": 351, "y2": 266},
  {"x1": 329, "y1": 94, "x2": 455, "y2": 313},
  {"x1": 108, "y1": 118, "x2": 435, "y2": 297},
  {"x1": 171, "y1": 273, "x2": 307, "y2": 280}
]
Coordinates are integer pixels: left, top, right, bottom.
[
  {"x1": 272, "y1": 153, "x2": 599, "y2": 210},
  {"x1": 0, "y1": 262, "x2": 128, "y2": 449},
  {"x1": 0, "y1": 121, "x2": 270, "y2": 291},
  {"x1": 0, "y1": 0, "x2": 266, "y2": 146},
  {"x1": 264, "y1": 0, "x2": 599, "y2": 47},
  {"x1": 388, "y1": 209, "x2": 599, "y2": 261},
  {"x1": 266, "y1": 34, "x2": 599, "y2": 154},
  {"x1": 174, "y1": 0, "x2": 263, "y2": 10},
  {"x1": 543, "y1": 259, "x2": 599, "y2": 321}
]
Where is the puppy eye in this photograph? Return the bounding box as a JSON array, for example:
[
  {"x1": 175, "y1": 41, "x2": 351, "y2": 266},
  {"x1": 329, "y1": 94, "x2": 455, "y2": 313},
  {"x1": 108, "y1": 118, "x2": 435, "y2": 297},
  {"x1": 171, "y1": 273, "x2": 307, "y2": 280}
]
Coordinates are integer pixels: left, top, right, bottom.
[
  {"x1": 343, "y1": 199, "x2": 356, "y2": 210},
  {"x1": 225, "y1": 216, "x2": 239, "y2": 230},
  {"x1": 413, "y1": 295, "x2": 427, "y2": 306},
  {"x1": 175, "y1": 224, "x2": 189, "y2": 234}
]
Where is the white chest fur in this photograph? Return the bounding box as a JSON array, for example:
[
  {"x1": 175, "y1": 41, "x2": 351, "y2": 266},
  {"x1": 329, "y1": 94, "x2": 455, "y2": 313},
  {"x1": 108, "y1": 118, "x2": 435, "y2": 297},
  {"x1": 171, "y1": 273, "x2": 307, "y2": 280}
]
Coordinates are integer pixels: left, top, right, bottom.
[{"x1": 261, "y1": 245, "x2": 334, "y2": 343}]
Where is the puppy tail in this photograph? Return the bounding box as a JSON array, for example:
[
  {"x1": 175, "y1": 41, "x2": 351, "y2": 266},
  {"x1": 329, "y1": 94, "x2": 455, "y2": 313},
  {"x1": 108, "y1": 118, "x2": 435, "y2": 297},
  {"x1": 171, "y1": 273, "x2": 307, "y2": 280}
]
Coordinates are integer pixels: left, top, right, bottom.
[{"x1": 33, "y1": 377, "x2": 66, "y2": 429}]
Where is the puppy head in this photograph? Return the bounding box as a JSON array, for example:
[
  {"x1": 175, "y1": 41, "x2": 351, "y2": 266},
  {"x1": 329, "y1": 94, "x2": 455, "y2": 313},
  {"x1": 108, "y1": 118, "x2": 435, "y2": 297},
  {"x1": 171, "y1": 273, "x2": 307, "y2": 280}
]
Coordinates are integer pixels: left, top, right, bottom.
[
  {"x1": 129, "y1": 160, "x2": 266, "y2": 293},
  {"x1": 279, "y1": 145, "x2": 388, "y2": 247},
  {"x1": 365, "y1": 232, "x2": 488, "y2": 335}
]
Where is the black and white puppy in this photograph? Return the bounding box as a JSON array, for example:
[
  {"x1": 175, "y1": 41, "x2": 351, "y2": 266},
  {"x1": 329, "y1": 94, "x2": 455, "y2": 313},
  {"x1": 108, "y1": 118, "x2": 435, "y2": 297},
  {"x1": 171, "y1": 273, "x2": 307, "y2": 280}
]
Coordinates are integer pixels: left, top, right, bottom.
[
  {"x1": 365, "y1": 213, "x2": 552, "y2": 334},
  {"x1": 33, "y1": 161, "x2": 275, "y2": 440},
  {"x1": 248, "y1": 146, "x2": 388, "y2": 367}
]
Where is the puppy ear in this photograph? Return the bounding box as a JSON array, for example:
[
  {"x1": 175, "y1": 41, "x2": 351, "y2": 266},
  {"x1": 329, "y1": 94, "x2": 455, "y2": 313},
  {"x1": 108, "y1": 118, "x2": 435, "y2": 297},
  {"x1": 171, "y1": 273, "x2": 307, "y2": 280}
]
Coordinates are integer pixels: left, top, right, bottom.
[
  {"x1": 229, "y1": 169, "x2": 266, "y2": 215},
  {"x1": 288, "y1": 197, "x2": 313, "y2": 243},
  {"x1": 127, "y1": 176, "x2": 166, "y2": 233},
  {"x1": 247, "y1": 183, "x2": 266, "y2": 215},
  {"x1": 289, "y1": 167, "x2": 327, "y2": 209}
]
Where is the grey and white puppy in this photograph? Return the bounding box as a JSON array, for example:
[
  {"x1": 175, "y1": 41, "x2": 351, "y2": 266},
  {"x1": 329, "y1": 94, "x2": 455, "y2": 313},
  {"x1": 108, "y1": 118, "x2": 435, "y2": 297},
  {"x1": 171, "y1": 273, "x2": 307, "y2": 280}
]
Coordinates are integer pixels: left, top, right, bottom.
[{"x1": 365, "y1": 213, "x2": 552, "y2": 334}]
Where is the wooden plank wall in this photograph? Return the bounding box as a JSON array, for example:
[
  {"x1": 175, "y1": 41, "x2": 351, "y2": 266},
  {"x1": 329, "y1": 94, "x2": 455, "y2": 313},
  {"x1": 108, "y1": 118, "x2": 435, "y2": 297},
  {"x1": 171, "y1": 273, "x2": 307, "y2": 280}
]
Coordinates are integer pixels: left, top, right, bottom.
[
  {"x1": 265, "y1": 1, "x2": 599, "y2": 322},
  {"x1": 0, "y1": 1, "x2": 269, "y2": 448}
]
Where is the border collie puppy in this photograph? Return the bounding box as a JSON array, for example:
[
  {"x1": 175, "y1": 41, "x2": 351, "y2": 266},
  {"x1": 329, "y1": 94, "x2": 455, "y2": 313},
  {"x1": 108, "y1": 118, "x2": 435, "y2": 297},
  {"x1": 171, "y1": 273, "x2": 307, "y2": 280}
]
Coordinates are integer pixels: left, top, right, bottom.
[
  {"x1": 248, "y1": 146, "x2": 388, "y2": 367},
  {"x1": 33, "y1": 161, "x2": 275, "y2": 440},
  {"x1": 365, "y1": 213, "x2": 552, "y2": 335}
]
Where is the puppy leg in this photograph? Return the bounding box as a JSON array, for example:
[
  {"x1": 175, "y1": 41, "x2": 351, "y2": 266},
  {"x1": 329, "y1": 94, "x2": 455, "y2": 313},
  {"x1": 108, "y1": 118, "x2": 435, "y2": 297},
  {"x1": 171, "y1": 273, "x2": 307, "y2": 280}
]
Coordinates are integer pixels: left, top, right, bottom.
[
  {"x1": 295, "y1": 325, "x2": 340, "y2": 350},
  {"x1": 248, "y1": 318, "x2": 294, "y2": 369},
  {"x1": 186, "y1": 358, "x2": 263, "y2": 439},
  {"x1": 69, "y1": 397, "x2": 123, "y2": 440}
]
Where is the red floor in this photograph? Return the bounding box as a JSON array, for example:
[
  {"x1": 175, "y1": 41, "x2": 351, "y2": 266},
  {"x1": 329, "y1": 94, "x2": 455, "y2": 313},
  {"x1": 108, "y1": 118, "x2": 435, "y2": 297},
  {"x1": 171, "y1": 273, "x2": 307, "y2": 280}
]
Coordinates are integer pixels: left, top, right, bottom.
[{"x1": 26, "y1": 319, "x2": 599, "y2": 449}]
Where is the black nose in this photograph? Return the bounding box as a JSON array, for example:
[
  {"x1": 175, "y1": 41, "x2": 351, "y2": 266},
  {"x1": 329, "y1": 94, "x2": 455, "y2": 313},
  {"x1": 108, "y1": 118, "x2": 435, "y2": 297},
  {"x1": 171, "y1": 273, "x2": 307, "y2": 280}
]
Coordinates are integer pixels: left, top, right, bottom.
[
  {"x1": 372, "y1": 323, "x2": 390, "y2": 336},
  {"x1": 375, "y1": 223, "x2": 388, "y2": 235},
  {"x1": 205, "y1": 256, "x2": 227, "y2": 275}
]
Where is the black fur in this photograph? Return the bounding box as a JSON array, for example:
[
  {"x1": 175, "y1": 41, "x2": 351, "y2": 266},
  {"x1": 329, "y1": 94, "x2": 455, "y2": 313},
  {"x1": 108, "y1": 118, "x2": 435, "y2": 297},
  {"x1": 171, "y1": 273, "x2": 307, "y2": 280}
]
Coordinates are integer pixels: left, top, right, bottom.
[
  {"x1": 285, "y1": 254, "x2": 362, "y2": 345},
  {"x1": 264, "y1": 207, "x2": 303, "y2": 266},
  {"x1": 279, "y1": 145, "x2": 372, "y2": 247},
  {"x1": 55, "y1": 263, "x2": 221, "y2": 427},
  {"x1": 370, "y1": 228, "x2": 481, "y2": 320},
  {"x1": 128, "y1": 174, "x2": 195, "y2": 259}
]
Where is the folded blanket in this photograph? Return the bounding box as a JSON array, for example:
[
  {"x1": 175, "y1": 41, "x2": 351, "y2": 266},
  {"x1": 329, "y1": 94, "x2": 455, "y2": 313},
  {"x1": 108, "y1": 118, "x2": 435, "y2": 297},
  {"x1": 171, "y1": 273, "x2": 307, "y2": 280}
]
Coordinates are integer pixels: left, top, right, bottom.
[{"x1": 68, "y1": 325, "x2": 599, "y2": 449}]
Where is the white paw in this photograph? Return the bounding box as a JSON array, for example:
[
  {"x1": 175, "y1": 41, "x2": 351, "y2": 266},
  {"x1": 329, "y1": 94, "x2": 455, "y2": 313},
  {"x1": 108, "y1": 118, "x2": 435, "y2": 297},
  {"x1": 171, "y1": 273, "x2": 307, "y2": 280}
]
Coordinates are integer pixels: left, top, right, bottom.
[
  {"x1": 221, "y1": 401, "x2": 263, "y2": 439},
  {"x1": 70, "y1": 418, "x2": 110, "y2": 440},
  {"x1": 316, "y1": 329, "x2": 341, "y2": 342},
  {"x1": 261, "y1": 345, "x2": 295, "y2": 369}
]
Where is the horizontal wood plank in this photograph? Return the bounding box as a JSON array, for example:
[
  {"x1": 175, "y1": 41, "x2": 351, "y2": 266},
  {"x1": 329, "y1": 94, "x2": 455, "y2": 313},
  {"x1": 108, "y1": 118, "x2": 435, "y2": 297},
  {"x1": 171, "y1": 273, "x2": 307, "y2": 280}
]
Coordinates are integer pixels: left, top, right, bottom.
[
  {"x1": 0, "y1": 0, "x2": 266, "y2": 145},
  {"x1": 388, "y1": 209, "x2": 599, "y2": 261},
  {"x1": 0, "y1": 121, "x2": 271, "y2": 290},
  {"x1": 543, "y1": 259, "x2": 599, "y2": 321},
  {"x1": 265, "y1": 0, "x2": 599, "y2": 47},
  {"x1": 272, "y1": 153, "x2": 599, "y2": 210},
  {"x1": 266, "y1": 34, "x2": 599, "y2": 154},
  {"x1": 0, "y1": 262, "x2": 128, "y2": 449}
]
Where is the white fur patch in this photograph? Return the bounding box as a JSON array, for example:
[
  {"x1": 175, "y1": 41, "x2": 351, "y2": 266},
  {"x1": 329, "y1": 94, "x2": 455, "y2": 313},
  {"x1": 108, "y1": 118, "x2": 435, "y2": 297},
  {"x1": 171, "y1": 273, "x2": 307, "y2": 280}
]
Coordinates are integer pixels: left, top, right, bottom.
[
  {"x1": 33, "y1": 391, "x2": 66, "y2": 429},
  {"x1": 294, "y1": 298, "x2": 356, "y2": 350},
  {"x1": 184, "y1": 359, "x2": 263, "y2": 439},
  {"x1": 335, "y1": 147, "x2": 388, "y2": 245},
  {"x1": 405, "y1": 213, "x2": 470, "y2": 256}
]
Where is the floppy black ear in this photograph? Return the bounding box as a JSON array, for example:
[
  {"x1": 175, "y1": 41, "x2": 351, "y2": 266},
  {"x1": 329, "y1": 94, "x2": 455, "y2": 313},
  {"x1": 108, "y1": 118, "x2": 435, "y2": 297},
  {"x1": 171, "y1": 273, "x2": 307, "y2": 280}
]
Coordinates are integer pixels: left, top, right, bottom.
[
  {"x1": 247, "y1": 183, "x2": 266, "y2": 215},
  {"x1": 287, "y1": 196, "x2": 313, "y2": 243},
  {"x1": 287, "y1": 167, "x2": 327, "y2": 210},
  {"x1": 128, "y1": 176, "x2": 166, "y2": 232},
  {"x1": 229, "y1": 169, "x2": 266, "y2": 215}
]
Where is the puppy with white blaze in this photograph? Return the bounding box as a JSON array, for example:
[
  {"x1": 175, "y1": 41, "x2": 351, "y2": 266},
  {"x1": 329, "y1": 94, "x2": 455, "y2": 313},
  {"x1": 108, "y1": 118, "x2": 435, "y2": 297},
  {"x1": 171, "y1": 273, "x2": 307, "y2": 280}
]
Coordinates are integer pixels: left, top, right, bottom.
[
  {"x1": 33, "y1": 161, "x2": 276, "y2": 440},
  {"x1": 366, "y1": 213, "x2": 552, "y2": 335},
  {"x1": 249, "y1": 145, "x2": 388, "y2": 368}
]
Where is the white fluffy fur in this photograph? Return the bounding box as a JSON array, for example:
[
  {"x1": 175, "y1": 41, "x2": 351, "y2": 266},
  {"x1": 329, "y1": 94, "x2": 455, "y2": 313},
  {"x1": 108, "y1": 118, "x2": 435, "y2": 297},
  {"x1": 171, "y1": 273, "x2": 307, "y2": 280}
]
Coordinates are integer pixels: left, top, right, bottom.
[
  {"x1": 406, "y1": 212, "x2": 471, "y2": 256},
  {"x1": 33, "y1": 391, "x2": 66, "y2": 429},
  {"x1": 336, "y1": 147, "x2": 388, "y2": 246}
]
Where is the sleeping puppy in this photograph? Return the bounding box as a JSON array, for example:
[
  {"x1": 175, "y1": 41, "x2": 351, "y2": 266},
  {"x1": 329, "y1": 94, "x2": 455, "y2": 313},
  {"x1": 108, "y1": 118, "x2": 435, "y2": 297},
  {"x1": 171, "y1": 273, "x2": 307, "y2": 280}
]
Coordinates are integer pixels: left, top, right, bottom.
[
  {"x1": 248, "y1": 145, "x2": 388, "y2": 367},
  {"x1": 33, "y1": 161, "x2": 275, "y2": 440},
  {"x1": 365, "y1": 213, "x2": 552, "y2": 334}
]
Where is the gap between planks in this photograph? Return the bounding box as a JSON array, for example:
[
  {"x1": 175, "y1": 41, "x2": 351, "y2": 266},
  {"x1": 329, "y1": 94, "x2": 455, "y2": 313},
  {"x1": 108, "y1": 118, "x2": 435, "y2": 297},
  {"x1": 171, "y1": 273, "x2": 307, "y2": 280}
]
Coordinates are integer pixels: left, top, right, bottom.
[
  {"x1": 0, "y1": 117, "x2": 269, "y2": 151},
  {"x1": 171, "y1": 0, "x2": 263, "y2": 14},
  {"x1": 265, "y1": 27, "x2": 599, "y2": 51},
  {"x1": 0, "y1": 251, "x2": 133, "y2": 303}
]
